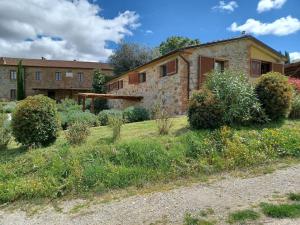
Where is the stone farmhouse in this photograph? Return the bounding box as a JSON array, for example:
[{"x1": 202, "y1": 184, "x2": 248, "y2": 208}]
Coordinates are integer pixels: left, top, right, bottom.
[
  {"x1": 106, "y1": 35, "x2": 286, "y2": 115},
  {"x1": 0, "y1": 57, "x2": 113, "y2": 101}
]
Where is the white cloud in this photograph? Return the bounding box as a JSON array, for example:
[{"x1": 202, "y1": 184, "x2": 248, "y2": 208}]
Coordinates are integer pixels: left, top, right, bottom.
[
  {"x1": 145, "y1": 30, "x2": 153, "y2": 34},
  {"x1": 290, "y1": 52, "x2": 300, "y2": 62},
  {"x1": 229, "y1": 16, "x2": 300, "y2": 36},
  {"x1": 257, "y1": 0, "x2": 287, "y2": 13},
  {"x1": 212, "y1": 1, "x2": 238, "y2": 12},
  {"x1": 0, "y1": 0, "x2": 140, "y2": 61}
]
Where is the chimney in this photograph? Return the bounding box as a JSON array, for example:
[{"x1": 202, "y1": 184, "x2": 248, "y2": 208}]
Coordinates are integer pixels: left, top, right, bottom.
[
  {"x1": 41, "y1": 57, "x2": 46, "y2": 60},
  {"x1": 0, "y1": 57, "x2": 5, "y2": 65}
]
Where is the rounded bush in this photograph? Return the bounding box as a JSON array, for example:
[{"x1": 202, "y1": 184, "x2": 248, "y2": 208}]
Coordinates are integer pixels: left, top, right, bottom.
[
  {"x1": 11, "y1": 95, "x2": 60, "y2": 147},
  {"x1": 188, "y1": 89, "x2": 224, "y2": 129},
  {"x1": 98, "y1": 109, "x2": 123, "y2": 126},
  {"x1": 255, "y1": 72, "x2": 293, "y2": 121},
  {"x1": 123, "y1": 106, "x2": 150, "y2": 123}
]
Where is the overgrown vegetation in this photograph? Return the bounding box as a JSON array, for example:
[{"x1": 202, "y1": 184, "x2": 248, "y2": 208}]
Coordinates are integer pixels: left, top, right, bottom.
[
  {"x1": 108, "y1": 114, "x2": 124, "y2": 142},
  {"x1": 289, "y1": 92, "x2": 300, "y2": 119},
  {"x1": 98, "y1": 109, "x2": 123, "y2": 126},
  {"x1": 188, "y1": 70, "x2": 269, "y2": 129},
  {"x1": 184, "y1": 213, "x2": 215, "y2": 225},
  {"x1": 123, "y1": 106, "x2": 150, "y2": 123},
  {"x1": 11, "y1": 95, "x2": 60, "y2": 147},
  {"x1": 228, "y1": 209, "x2": 260, "y2": 224},
  {"x1": 1, "y1": 117, "x2": 300, "y2": 203},
  {"x1": 66, "y1": 121, "x2": 90, "y2": 146},
  {"x1": 261, "y1": 203, "x2": 300, "y2": 218}
]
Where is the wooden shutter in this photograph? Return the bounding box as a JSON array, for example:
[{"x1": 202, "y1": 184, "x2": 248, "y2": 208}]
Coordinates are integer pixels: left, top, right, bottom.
[
  {"x1": 128, "y1": 72, "x2": 139, "y2": 84},
  {"x1": 272, "y1": 63, "x2": 284, "y2": 74},
  {"x1": 166, "y1": 59, "x2": 177, "y2": 75},
  {"x1": 251, "y1": 60, "x2": 261, "y2": 77},
  {"x1": 199, "y1": 56, "x2": 214, "y2": 87}
]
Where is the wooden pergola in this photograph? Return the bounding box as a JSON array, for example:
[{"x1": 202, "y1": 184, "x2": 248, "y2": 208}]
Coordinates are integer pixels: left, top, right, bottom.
[{"x1": 77, "y1": 93, "x2": 143, "y2": 113}]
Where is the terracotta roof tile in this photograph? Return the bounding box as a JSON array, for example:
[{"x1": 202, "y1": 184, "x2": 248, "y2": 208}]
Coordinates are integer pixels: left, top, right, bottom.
[{"x1": 0, "y1": 57, "x2": 112, "y2": 70}]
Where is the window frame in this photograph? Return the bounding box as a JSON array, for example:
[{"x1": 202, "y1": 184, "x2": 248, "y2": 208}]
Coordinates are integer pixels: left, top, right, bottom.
[
  {"x1": 160, "y1": 64, "x2": 167, "y2": 77},
  {"x1": 78, "y1": 72, "x2": 84, "y2": 82},
  {"x1": 35, "y1": 71, "x2": 41, "y2": 81},
  {"x1": 214, "y1": 60, "x2": 225, "y2": 73},
  {"x1": 138, "y1": 72, "x2": 146, "y2": 83},
  {"x1": 55, "y1": 71, "x2": 62, "y2": 81},
  {"x1": 10, "y1": 70, "x2": 17, "y2": 80}
]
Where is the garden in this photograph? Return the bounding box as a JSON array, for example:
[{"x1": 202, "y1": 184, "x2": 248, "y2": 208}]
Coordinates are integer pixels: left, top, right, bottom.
[{"x1": 0, "y1": 71, "x2": 300, "y2": 204}]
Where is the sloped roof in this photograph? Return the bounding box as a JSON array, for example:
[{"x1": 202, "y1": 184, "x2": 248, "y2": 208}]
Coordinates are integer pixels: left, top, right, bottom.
[
  {"x1": 108, "y1": 35, "x2": 285, "y2": 83},
  {"x1": 0, "y1": 57, "x2": 112, "y2": 70}
]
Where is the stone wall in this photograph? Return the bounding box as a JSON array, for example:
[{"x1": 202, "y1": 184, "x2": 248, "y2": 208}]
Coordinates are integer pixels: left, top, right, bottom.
[
  {"x1": 0, "y1": 66, "x2": 17, "y2": 100},
  {"x1": 108, "y1": 56, "x2": 188, "y2": 115}
]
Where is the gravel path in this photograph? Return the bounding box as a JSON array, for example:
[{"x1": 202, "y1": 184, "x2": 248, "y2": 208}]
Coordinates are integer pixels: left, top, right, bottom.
[{"x1": 1, "y1": 164, "x2": 300, "y2": 225}]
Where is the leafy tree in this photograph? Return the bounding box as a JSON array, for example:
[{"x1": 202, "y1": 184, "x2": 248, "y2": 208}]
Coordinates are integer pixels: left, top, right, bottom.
[
  {"x1": 109, "y1": 42, "x2": 153, "y2": 75},
  {"x1": 17, "y1": 60, "x2": 25, "y2": 100},
  {"x1": 159, "y1": 36, "x2": 200, "y2": 55},
  {"x1": 91, "y1": 70, "x2": 112, "y2": 113},
  {"x1": 92, "y1": 69, "x2": 111, "y2": 93}
]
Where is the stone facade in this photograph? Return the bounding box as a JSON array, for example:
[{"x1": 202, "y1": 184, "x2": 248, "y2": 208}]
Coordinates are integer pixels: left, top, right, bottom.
[
  {"x1": 107, "y1": 36, "x2": 285, "y2": 116},
  {"x1": 0, "y1": 58, "x2": 113, "y2": 101},
  {"x1": 0, "y1": 66, "x2": 17, "y2": 100}
]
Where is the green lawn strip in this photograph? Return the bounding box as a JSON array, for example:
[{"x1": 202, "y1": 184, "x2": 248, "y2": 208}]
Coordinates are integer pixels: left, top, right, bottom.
[
  {"x1": 261, "y1": 203, "x2": 300, "y2": 218},
  {"x1": 228, "y1": 209, "x2": 260, "y2": 224}
]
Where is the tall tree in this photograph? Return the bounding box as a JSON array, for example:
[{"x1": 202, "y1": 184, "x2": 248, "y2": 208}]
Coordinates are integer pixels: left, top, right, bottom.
[
  {"x1": 109, "y1": 42, "x2": 153, "y2": 75},
  {"x1": 159, "y1": 36, "x2": 200, "y2": 55},
  {"x1": 91, "y1": 69, "x2": 112, "y2": 113},
  {"x1": 285, "y1": 51, "x2": 291, "y2": 64},
  {"x1": 16, "y1": 60, "x2": 25, "y2": 100}
]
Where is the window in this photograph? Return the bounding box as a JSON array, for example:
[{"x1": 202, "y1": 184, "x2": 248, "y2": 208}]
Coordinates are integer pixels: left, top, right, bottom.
[
  {"x1": 138, "y1": 72, "x2": 146, "y2": 83},
  {"x1": 251, "y1": 60, "x2": 272, "y2": 77},
  {"x1": 78, "y1": 72, "x2": 84, "y2": 82},
  {"x1": 119, "y1": 80, "x2": 123, "y2": 89},
  {"x1": 35, "y1": 71, "x2": 41, "y2": 81},
  {"x1": 160, "y1": 64, "x2": 167, "y2": 77},
  {"x1": 55, "y1": 72, "x2": 62, "y2": 81},
  {"x1": 214, "y1": 60, "x2": 225, "y2": 72},
  {"x1": 10, "y1": 70, "x2": 16, "y2": 80},
  {"x1": 10, "y1": 89, "x2": 16, "y2": 100}
]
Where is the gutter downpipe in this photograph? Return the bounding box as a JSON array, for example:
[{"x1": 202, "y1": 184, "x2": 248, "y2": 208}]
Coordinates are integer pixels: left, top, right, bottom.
[{"x1": 179, "y1": 52, "x2": 190, "y2": 100}]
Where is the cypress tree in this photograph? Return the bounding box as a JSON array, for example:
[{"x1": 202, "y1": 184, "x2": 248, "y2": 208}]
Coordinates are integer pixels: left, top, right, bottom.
[{"x1": 17, "y1": 60, "x2": 25, "y2": 100}]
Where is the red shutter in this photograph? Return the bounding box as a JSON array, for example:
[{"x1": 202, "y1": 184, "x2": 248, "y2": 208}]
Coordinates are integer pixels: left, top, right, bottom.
[
  {"x1": 272, "y1": 63, "x2": 284, "y2": 74},
  {"x1": 166, "y1": 59, "x2": 177, "y2": 75},
  {"x1": 251, "y1": 60, "x2": 261, "y2": 77},
  {"x1": 198, "y1": 56, "x2": 214, "y2": 87},
  {"x1": 128, "y1": 72, "x2": 139, "y2": 84}
]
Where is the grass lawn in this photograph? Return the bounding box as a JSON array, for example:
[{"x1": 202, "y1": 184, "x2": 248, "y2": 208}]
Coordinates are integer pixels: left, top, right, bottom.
[{"x1": 1, "y1": 116, "x2": 300, "y2": 204}]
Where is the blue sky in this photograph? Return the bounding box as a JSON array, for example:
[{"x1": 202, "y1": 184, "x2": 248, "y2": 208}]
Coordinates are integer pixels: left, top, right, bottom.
[
  {"x1": 0, "y1": 0, "x2": 299, "y2": 62},
  {"x1": 98, "y1": 0, "x2": 299, "y2": 57}
]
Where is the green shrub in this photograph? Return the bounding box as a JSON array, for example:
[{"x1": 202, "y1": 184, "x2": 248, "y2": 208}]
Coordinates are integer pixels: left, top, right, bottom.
[
  {"x1": 289, "y1": 93, "x2": 300, "y2": 119},
  {"x1": 205, "y1": 70, "x2": 266, "y2": 125},
  {"x1": 0, "y1": 113, "x2": 11, "y2": 149},
  {"x1": 261, "y1": 203, "x2": 300, "y2": 218},
  {"x1": 188, "y1": 89, "x2": 224, "y2": 129},
  {"x1": 255, "y1": 72, "x2": 293, "y2": 121},
  {"x1": 66, "y1": 121, "x2": 90, "y2": 146},
  {"x1": 98, "y1": 109, "x2": 123, "y2": 126},
  {"x1": 11, "y1": 95, "x2": 60, "y2": 147},
  {"x1": 60, "y1": 110, "x2": 98, "y2": 130},
  {"x1": 108, "y1": 114, "x2": 124, "y2": 142},
  {"x1": 3, "y1": 102, "x2": 17, "y2": 113},
  {"x1": 228, "y1": 209, "x2": 260, "y2": 223},
  {"x1": 57, "y1": 98, "x2": 81, "y2": 112},
  {"x1": 123, "y1": 106, "x2": 150, "y2": 123},
  {"x1": 114, "y1": 140, "x2": 170, "y2": 169}
]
